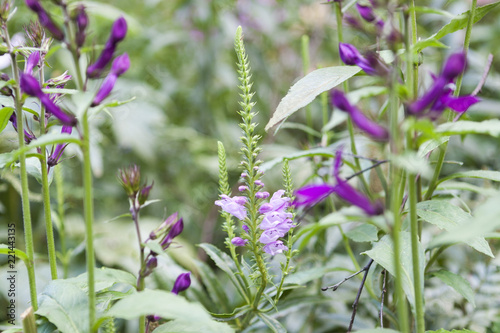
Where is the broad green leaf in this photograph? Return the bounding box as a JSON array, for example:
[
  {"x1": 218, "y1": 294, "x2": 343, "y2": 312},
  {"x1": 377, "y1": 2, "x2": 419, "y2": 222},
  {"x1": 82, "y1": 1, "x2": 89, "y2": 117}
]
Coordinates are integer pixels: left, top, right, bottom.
[
  {"x1": 363, "y1": 232, "x2": 424, "y2": 314},
  {"x1": 429, "y1": 194, "x2": 500, "y2": 250},
  {"x1": 346, "y1": 224, "x2": 379, "y2": 243},
  {"x1": 283, "y1": 266, "x2": 341, "y2": 286},
  {"x1": 0, "y1": 107, "x2": 14, "y2": 134},
  {"x1": 265, "y1": 66, "x2": 361, "y2": 131},
  {"x1": 431, "y1": 270, "x2": 475, "y2": 307},
  {"x1": 71, "y1": 267, "x2": 137, "y2": 291},
  {"x1": 413, "y1": 39, "x2": 448, "y2": 53},
  {"x1": 414, "y1": 2, "x2": 500, "y2": 51},
  {"x1": 347, "y1": 86, "x2": 388, "y2": 104},
  {"x1": 417, "y1": 200, "x2": 493, "y2": 257},
  {"x1": 36, "y1": 280, "x2": 89, "y2": 333},
  {"x1": 278, "y1": 122, "x2": 322, "y2": 138},
  {"x1": 436, "y1": 119, "x2": 500, "y2": 137},
  {"x1": 438, "y1": 170, "x2": 500, "y2": 185},
  {"x1": 437, "y1": 181, "x2": 499, "y2": 196},
  {"x1": 256, "y1": 312, "x2": 287, "y2": 333},
  {"x1": 417, "y1": 137, "x2": 449, "y2": 158},
  {"x1": 198, "y1": 243, "x2": 249, "y2": 302},
  {"x1": 195, "y1": 259, "x2": 231, "y2": 313},
  {"x1": 107, "y1": 289, "x2": 234, "y2": 333}
]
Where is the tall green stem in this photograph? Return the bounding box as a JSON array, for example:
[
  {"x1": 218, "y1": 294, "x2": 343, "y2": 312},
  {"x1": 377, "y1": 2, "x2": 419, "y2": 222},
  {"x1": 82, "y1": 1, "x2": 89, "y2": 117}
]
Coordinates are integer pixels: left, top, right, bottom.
[
  {"x1": 82, "y1": 113, "x2": 96, "y2": 331},
  {"x1": 131, "y1": 202, "x2": 146, "y2": 333},
  {"x1": 301, "y1": 35, "x2": 313, "y2": 144},
  {"x1": 3, "y1": 23, "x2": 38, "y2": 310},
  {"x1": 38, "y1": 66, "x2": 58, "y2": 280},
  {"x1": 55, "y1": 164, "x2": 69, "y2": 278}
]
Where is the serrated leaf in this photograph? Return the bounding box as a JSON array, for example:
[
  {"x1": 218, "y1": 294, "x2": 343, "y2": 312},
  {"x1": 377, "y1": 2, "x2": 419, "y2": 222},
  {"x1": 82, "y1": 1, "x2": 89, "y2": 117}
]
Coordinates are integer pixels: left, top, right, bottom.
[
  {"x1": 417, "y1": 200, "x2": 493, "y2": 257},
  {"x1": 345, "y1": 224, "x2": 379, "y2": 242},
  {"x1": 0, "y1": 107, "x2": 14, "y2": 134},
  {"x1": 363, "y1": 232, "x2": 424, "y2": 314},
  {"x1": 266, "y1": 66, "x2": 361, "y2": 131},
  {"x1": 414, "y1": 2, "x2": 500, "y2": 51},
  {"x1": 436, "y1": 119, "x2": 500, "y2": 137},
  {"x1": 256, "y1": 312, "x2": 286, "y2": 333},
  {"x1": 429, "y1": 194, "x2": 500, "y2": 251},
  {"x1": 431, "y1": 270, "x2": 475, "y2": 307},
  {"x1": 107, "y1": 289, "x2": 234, "y2": 333}
]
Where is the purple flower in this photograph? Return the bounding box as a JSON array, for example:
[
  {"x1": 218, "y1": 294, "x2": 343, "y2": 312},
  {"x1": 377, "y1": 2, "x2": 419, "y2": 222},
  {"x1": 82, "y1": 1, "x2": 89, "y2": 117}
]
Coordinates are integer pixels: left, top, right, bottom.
[
  {"x1": 259, "y1": 228, "x2": 282, "y2": 244},
  {"x1": 47, "y1": 125, "x2": 73, "y2": 171},
  {"x1": 294, "y1": 151, "x2": 383, "y2": 216},
  {"x1": 149, "y1": 212, "x2": 179, "y2": 240},
  {"x1": 339, "y1": 43, "x2": 387, "y2": 76},
  {"x1": 409, "y1": 52, "x2": 478, "y2": 117},
  {"x1": 215, "y1": 194, "x2": 247, "y2": 220},
  {"x1": 24, "y1": 51, "x2": 40, "y2": 74},
  {"x1": 263, "y1": 241, "x2": 288, "y2": 255},
  {"x1": 25, "y1": 0, "x2": 64, "y2": 41},
  {"x1": 331, "y1": 90, "x2": 388, "y2": 140},
  {"x1": 91, "y1": 53, "x2": 130, "y2": 106},
  {"x1": 259, "y1": 211, "x2": 293, "y2": 230},
  {"x1": 259, "y1": 190, "x2": 290, "y2": 214},
  {"x1": 161, "y1": 218, "x2": 183, "y2": 249},
  {"x1": 356, "y1": 3, "x2": 376, "y2": 22},
  {"x1": 242, "y1": 225, "x2": 249, "y2": 232},
  {"x1": 231, "y1": 237, "x2": 248, "y2": 246},
  {"x1": 74, "y1": 5, "x2": 88, "y2": 47},
  {"x1": 20, "y1": 74, "x2": 77, "y2": 126},
  {"x1": 87, "y1": 17, "x2": 128, "y2": 78},
  {"x1": 172, "y1": 272, "x2": 191, "y2": 295},
  {"x1": 9, "y1": 113, "x2": 36, "y2": 144}
]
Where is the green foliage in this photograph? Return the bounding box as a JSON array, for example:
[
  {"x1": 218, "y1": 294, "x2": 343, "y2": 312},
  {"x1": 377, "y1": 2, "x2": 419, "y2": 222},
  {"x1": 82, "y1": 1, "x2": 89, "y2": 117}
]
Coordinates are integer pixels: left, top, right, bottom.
[{"x1": 430, "y1": 270, "x2": 475, "y2": 307}]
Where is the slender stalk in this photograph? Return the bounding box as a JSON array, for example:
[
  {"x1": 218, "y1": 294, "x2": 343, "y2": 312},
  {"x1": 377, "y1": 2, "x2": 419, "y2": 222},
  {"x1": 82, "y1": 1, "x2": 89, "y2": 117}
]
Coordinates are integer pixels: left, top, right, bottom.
[
  {"x1": 55, "y1": 164, "x2": 69, "y2": 278},
  {"x1": 131, "y1": 200, "x2": 146, "y2": 333},
  {"x1": 21, "y1": 307, "x2": 37, "y2": 333},
  {"x1": 82, "y1": 113, "x2": 96, "y2": 331},
  {"x1": 301, "y1": 35, "x2": 313, "y2": 144},
  {"x1": 38, "y1": 66, "x2": 58, "y2": 280},
  {"x1": 3, "y1": 23, "x2": 38, "y2": 310},
  {"x1": 347, "y1": 260, "x2": 374, "y2": 333}
]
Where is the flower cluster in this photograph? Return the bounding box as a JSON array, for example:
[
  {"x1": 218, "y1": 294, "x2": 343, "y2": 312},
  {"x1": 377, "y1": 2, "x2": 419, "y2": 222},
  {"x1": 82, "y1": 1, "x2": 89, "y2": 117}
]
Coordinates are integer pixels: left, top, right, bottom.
[
  {"x1": 294, "y1": 150, "x2": 383, "y2": 216},
  {"x1": 215, "y1": 179, "x2": 294, "y2": 255}
]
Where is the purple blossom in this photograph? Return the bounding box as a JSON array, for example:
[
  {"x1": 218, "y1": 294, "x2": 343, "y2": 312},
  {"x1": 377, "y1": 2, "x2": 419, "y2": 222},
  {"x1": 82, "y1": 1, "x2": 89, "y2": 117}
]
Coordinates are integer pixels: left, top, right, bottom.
[
  {"x1": 259, "y1": 211, "x2": 293, "y2": 230},
  {"x1": 47, "y1": 125, "x2": 72, "y2": 171},
  {"x1": 91, "y1": 53, "x2": 130, "y2": 106},
  {"x1": 20, "y1": 74, "x2": 77, "y2": 126},
  {"x1": 161, "y1": 218, "x2": 184, "y2": 249},
  {"x1": 294, "y1": 151, "x2": 383, "y2": 216},
  {"x1": 409, "y1": 52, "x2": 479, "y2": 118},
  {"x1": 338, "y1": 43, "x2": 387, "y2": 76},
  {"x1": 263, "y1": 241, "x2": 288, "y2": 256},
  {"x1": 231, "y1": 237, "x2": 248, "y2": 246},
  {"x1": 25, "y1": 0, "x2": 64, "y2": 40},
  {"x1": 356, "y1": 3, "x2": 376, "y2": 22},
  {"x1": 9, "y1": 113, "x2": 36, "y2": 144},
  {"x1": 242, "y1": 225, "x2": 249, "y2": 232},
  {"x1": 87, "y1": 17, "x2": 128, "y2": 78},
  {"x1": 331, "y1": 90, "x2": 389, "y2": 140},
  {"x1": 74, "y1": 5, "x2": 88, "y2": 47},
  {"x1": 24, "y1": 51, "x2": 40, "y2": 74},
  {"x1": 215, "y1": 194, "x2": 247, "y2": 220},
  {"x1": 172, "y1": 272, "x2": 191, "y2": 295},
  {"x1": 259, "y1": 190, "x2": 290, "y2": 214}
]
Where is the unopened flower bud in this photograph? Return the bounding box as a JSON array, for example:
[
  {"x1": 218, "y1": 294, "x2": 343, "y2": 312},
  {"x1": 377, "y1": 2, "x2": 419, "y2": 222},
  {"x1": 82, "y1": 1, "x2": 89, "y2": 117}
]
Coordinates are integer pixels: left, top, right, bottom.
[
  {"x1": 25, "y1": 0, "x2": 64, "y2": 41},
  {"x1": 91, "y1": 53, "x2": 130, "y2": 106},
  {"x1": 110, "y1": 17, "x2": 127, "y2": 44},
  {"x1": 254, "y1": 180, "x2": 264, "y2": 187},
  {"x1": 24, "y1": 51, "x2": 40, "y2": 74},
  {"x1": 238, "y1": 185, "x2": 248, "y2": 192},
  {"x1": 73, "y1": 5, "x2": 88, "y2": 47},
  {"x1": 138, "y1": 181, "x2": 154, "y2": 206},
  {"x1": 117, "y1": 165, "x2": 141, "y2": 197},
  {"x1": 171, "y1": 272, "x2": 191, "y2": 295},
  {"x1": 356, "y1": 3, "x2": 376, "y2": 22},
  {"x1": 442, "y1": 52, "x2": 466, "y2": 80},
  {"x1": 231, "y1": 237, "x2": 248, "y2": 247},
  {"x1": 339, "y1": 43, "x2": 361, "y2": 66},
  {"x1": 255, "y1": 191, "x2": 269, "y2": 199},
  {"x1": 161, "y1": 218, "x2": 184, "y2": 249}
]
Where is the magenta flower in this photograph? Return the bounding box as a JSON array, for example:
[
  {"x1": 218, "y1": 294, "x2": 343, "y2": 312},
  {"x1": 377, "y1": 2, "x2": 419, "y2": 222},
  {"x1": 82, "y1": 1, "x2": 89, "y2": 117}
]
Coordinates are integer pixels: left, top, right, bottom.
[
  {"x1": 231, "y1": 237, "x2": 248, "y2": 246},
  {"x1": 409, "y1": 52, "x2": 479, "y2": 118},
  {"x1": 91, "y1": 53, "x2": 130, "y2": 106},
  {"x1": 331, "y1": 90, "x2": 388, "y2": 140},
  {"x1": 172, "y1": 272, "x2": 191, "y2": 295},
  {"x1": 87, "y1": 17, "x2": 128, "y2": 78},
  {"x1": 294, "y1": 151, "x2": 383, "y2": 216},
  {"x1": 215, "y1": 194, "x2": 247, "y2": 220},
  {"x1": 20, "y1": 74, "x2": 77, "y2": 126}
]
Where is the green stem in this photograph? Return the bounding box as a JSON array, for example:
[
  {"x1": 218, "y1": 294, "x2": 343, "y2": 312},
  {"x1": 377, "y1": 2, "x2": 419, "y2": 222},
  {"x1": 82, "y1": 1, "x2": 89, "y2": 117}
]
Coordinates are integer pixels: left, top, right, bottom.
[
  {"x1": 3, "y1": 23, "x2": 38, "y2": 310},
  {"x1": 38, "y1": 66, "x2": 58, "y2": 280},
  {"x1": 301, "y1": 35, "x2": 313, "y2": 144},
  {"x1": 455, "y1": 0, "x2": 477, "y2": 95},
  {"x1": 82, "y1": 113, "x2": 96, "y2": 331},
  {"x1": 131, "y1": 202, "x2": 146, "y2": 333},
  {"x1": 21, "y1": 307, "x2": 37, "y2": 333},
  {"x1": 55, "y1": 164, "x2": 69, "y2": 278}
]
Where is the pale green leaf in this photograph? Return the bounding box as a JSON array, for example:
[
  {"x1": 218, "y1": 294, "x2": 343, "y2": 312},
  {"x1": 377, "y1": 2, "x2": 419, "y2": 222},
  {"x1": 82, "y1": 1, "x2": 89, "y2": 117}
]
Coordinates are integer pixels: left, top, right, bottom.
[
  {"x1": 431, "y1": 270, "x2": 475, "y2": 307},
  {"x1": 266, "y1": 66, "x2": 361, "y2": 131},
  {"x1": 391, "y1": 151, "x2": 432, "y2": 178},
  {"x1": 436, "y1": 119, "x2": 500, "y2": 137},
  {"x1": 355, "y1": 329, "x2": 400, "y2": 333},
  {"x1": 345, "y1": 224, "x2": 379, "y2": 243},
  {"x1": 256, "y1": 312, "x2": 286, "y2": 333},
  {"x1": 0, "y1": 107, "x2": 14, "y2": 134},
  {"x1": 417, "y1": 137, "x2": 449, "y2": 158},
  {"x1": 438, "y1": 170, "x2": 500, "y2": 185}
]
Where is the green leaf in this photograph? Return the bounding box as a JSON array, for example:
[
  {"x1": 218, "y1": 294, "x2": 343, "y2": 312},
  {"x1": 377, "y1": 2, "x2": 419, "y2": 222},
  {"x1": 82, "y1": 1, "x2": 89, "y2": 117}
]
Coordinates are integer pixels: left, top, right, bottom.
[
  {"x1": 436, "y1": 119, "x2": 500, "y2": 137},
  {"x1": 426, "y1": 329, "x2": 479, "y2": 333},
  {"x1": 36, "y1": 280, "x2": 89, "y2": 333},
  {"x1": 107, "y1": 289, "x2": 234, "y2": 333},
  {"x1": 283, "y1": 266, "x2": 341, "y2": 286},
  {"x1": 71, "y1": 267, "x2": 137, "y2": 291},
  {"x1": 265, "y1": 66, "x2": 361, "y2": 131},
  {"x1": 414, "y1": 2, "x2": 500, "y2": 51},
  {"x1": 256, "y1": 312, "x2": 286, "y2": 333},
  {"x1": 209, "y1": 305, "x2": 251, "y2": 321},
  {"x1": 429, "y1": 195, "x2": 500, "y2": 250},
  {"x1": 260, "y1": 147, "x2": 335, "y2": 172},
  {"x1": 431, "y1": 270, "x2": 475, "y2": 307},
  {"x1": 363, "y1": 232, "x2": 424, "y2": 314},
  {"x1": 195, "y1": 259, "x2": 232, "y2": 313},
  {"x1": 355, "y1": 329, "x2": 401, "y2": 333},
  {"x1": 414, "y1": 6, "x2": 454, "y2": 18},
  {"x1": 345, "y1": 224, "x2": 379, "y2": 243},
  {"x1": 0, "y1": 107, "x2": 14, "y2": 134},
  {"x1": 198, "y1": 243, "x2": 249, "y2": 302},
  {"x1": 0, "y1": 244, "x2": 29, "y2": 265},
  {"x1": 438, "y1": 170, "x2": 500, "y2": 185},
  {"x1": 278, "y1": 122, "x2": 322, "y2": 138},
  {"x1": 417, "y1": 137, "x2": 449, "y2": 158},
  {"x1": 417, "y1": 200, "x2": 493, "y2": 257},
  {"x1": 436, "y1": 181, "x2": 499, "y2": 196},
  {"x1": 347, "y1": 86, "x2": 388, "y2": 104}
]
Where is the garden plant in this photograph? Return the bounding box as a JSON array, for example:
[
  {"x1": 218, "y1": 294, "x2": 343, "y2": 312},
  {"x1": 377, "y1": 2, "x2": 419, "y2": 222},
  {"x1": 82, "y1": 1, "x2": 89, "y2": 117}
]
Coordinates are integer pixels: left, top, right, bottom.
[{"x1": 0, "y1": 0, "x2": 500, "y2": 332}]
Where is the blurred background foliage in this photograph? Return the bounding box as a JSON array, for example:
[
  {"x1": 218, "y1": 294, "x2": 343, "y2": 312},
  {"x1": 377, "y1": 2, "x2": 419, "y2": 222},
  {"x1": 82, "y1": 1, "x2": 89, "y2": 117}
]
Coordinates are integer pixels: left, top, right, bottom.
[{"x1": 1, "y1": 0, "x2": 500, "y2": 331}]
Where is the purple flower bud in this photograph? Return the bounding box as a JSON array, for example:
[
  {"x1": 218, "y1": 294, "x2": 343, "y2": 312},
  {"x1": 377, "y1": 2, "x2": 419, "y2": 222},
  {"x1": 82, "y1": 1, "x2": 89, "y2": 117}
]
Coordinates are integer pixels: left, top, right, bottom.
[
  {"x1": 242, "y1": 225, "x2": 249, "y2": 232},
  {"x1": 24, "y1": 51, "x2": 40, "y2": 74},
  {"x1": 231, "y1": 237, "x2": 248, "y2": 246},
  {"x1": 110, "y1": 53, "x2": 130, "y2": 76},
  {"x1": 241, "y1": 172, "x2": 248, "y2": 178},
  {"x1": 256, "y1": 191, "x2": 270, "y2": 199},
  {"x1": 91, "y1": 53, "x2": 130, "y2": 107},
  {"x1": 339, "y1": 43, "x2": 362, "y2": 66},
  {"x1": 149, "y1": 212, "x2": 179, "y2": 240},
  {"x1": 110, "y1": 17, "x2": 128, "y2": 44},
  {"x1": 138, "y1": 181, "x2": 154, "y2": 206},
  {"x1": 20, "y1": 73, "x2": 43, "y2": 98},
  {"x1": 9, "y1": 113, "x2": 36, "y2": 144},
  {"x1": 25, "y1": 0, "x2": 64, "y2": 41},
  {"x1": 74, "y1": 5, "x2": 88, "y2": 47},
  {"x1": 146, "y1": 256, "x2": 158, "y2": 270},
  {"x1": 47, "y1": 125, "x2": 72, "y2": 170},
  {"x1": 254, "y1": 180, "x2": 264, "y2": 187},
  {"x1": 442, "y1": 52, "x2": 466, "y2": 80},
  {"x1": 172, "y1": 272, "x2": 191, "y2": 295},
  {"x1": 117, "y1": 165, "x2": 141, "y2": 197},
  {"x1": 356, "y1": 3, "x2": 376, "y2": 22},
  {"x1": 331, "y1": 90, "x2": 388, "y2": 140},
  {"x1": 238, "y1": 185, "x2": 248, "y2": 192},
  {"x1": 161, "y1": 218, "x2": 184, "y2": 249}
]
